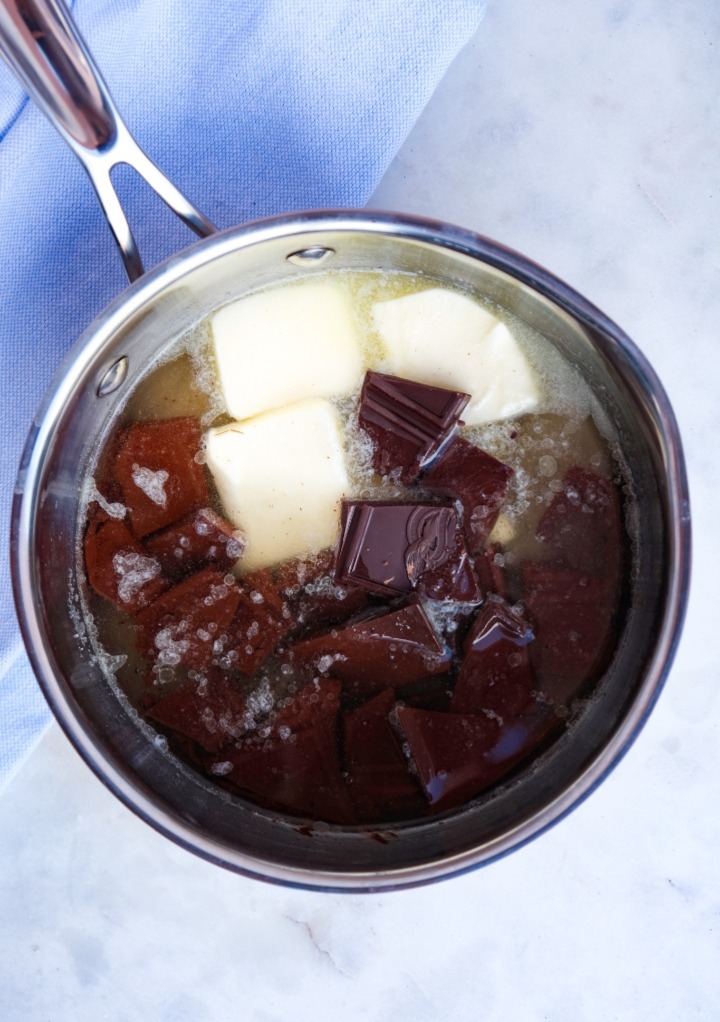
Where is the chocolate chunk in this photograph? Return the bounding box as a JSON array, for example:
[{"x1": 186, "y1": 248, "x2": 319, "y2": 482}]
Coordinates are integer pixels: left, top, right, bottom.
[
  {"x1": 343, "y1": 689, "x2": 424, "y2": 821},
  {"x1": 420, "y1": 437, "x2": 513, "y2": 551},
  {"x1": 394, "y1": 703, "x2": 556, "y2": 812},
  {"x1": 225, "y1": 570, "x2": 295, "y2": 675},
  {"x1": 144, "y1": 507, "x2": 245, "y2": 580},
  {"x1": 334, "y1": 501, "x2": 480, "y2": 602},
  {"x1": 114, "y1": 417, "x2": 210, "y2": 537},
  {"x1": 221, "y1": 729, "x2": 352, "y2": 823},
  {"x1": 396, "y1": 673, "x2": 453, "y2": 712},
  {"x1": 148, "y1": 673, "x2": 254, "y2": 753},
  {"x1": 536, "y1": 466, "x2": 622, "y2": 581},
  {"x1": 289, "y1": 596, "x2": 451, "y2": 692},
  {"x1": 267, "y1": 677, "x2": 343, "y2": 736},
  {"x1": 241, "y1": 566, "x2": 287, "y2": 616},
  {"x1": 484, "y1": 699, "x2": 558, "y2": 773},
  {"x1": 84, "y1": 507, "x2": 168, "y2": 612},
  {"x1": 521, "y1": 561, "x2": 616, "y2": 702},
  {"x1": 358, "y1": 371, "x2": 469, "y2": 483},
  {"x1": 276, "y1": 551, "x2": 370, "y2": 632},
  {"x1": 134, "y1": 567, "x2": 242, "y2": 676},
  {"x1": 275, "y1": 550, "x2": 335, "y2": 594},
  {"x1": 451, "y1": 597, "x2": 536, "y2": 717},
  {"x1": 393, "y1": 707, "x2": 503, "y2": 811},
  {"x1": 218, "y1": 679, "x2": 352, "y2": 823}
]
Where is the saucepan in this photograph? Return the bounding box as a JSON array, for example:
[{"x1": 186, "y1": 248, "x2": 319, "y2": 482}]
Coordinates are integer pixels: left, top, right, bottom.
[{"x1": 2, "y1": 0, "x2": 690, "y2": 889}]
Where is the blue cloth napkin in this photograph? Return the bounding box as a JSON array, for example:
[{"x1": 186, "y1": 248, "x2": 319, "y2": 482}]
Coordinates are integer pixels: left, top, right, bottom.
[{"x1": 0, "y1": 0, "x2": 486, "y2": 793}]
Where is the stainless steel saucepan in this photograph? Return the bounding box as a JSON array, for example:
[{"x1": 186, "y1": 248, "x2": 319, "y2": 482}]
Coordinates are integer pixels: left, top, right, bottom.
[{"x1": 2, "y1": 0, "x2": 690, "y2": 890}]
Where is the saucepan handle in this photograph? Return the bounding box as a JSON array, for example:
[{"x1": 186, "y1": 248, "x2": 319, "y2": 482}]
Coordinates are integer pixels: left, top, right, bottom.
[{"x1": 0, "y1": 0, "x2": 216, "y2": 281}]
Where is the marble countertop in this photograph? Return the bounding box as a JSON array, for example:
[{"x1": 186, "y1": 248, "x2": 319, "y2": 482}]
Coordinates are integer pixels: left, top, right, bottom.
[{"x1": 2, "y1": 1, "x2": 718, "y2": 1019}]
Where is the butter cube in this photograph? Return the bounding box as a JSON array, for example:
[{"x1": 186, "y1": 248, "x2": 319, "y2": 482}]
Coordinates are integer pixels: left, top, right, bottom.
[
  {"x1": 205, "y1": 399, "x2": 349, "y2": 571},
  {"x1": 372, "y1": 288, "x2": 540, "y2": 424},
  {"x1": 211, "y1": 282, "x2": 363, "y2": 420}
]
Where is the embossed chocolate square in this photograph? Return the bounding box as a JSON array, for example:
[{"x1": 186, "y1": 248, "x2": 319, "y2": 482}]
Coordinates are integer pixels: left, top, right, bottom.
[{"x1": 334, "y1": 500, "x2": 481, "y2": 602}]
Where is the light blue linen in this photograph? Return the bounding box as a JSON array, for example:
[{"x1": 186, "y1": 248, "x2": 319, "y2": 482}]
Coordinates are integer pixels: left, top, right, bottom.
[{"x1": 0, "y1": 0, "x2": 486, "y2": 792}]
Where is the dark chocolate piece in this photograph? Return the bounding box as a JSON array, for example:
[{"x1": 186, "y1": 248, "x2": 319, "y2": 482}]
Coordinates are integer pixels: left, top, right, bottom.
[
  {"x1": 134, "y1": 567, "x2": 242, "y2": 676},
  {"x1": 218, "y1": 679, "x2": 352, "y2": 823},
  {"x1": 114, "y1": 417, "x2": 210, "y2": 538},
  {"x1": 221, "y1": 729, "x2": 352, "y2": 824},
  {"x1": 536, "y1": 466, "x2": 622, "y2": 581},
  {"x1": 289, "y1": 596, "x2": 451, "y2": 691},
  {"x1": 275, "y1": 550, "x2": 336, "y2": 595},
  {"x1": 358, "y1": 371, "x2": 469, "y2": 483},
  {"x1": 240, "y1": 567, "x2": 286, "y2": 615},
  {"x1": 420, "y1": 436, "x2": 513, "y2": 551},
  {"x1": 334, "y1": 501, "x2": 480, "y2": 602},
  {"x1": 276, "y1": 551, "x2": 370, "y2": 632},
  {"x1": 266, "y1": 677, "x2": 342, "y2": 737},
  {"x1": 144, "y1": 507, "x2": 245, "y2": 580},
  {"x1": 393, "y1": 707, "x2": 503, "y2": 811},
  {"x1": 394, "y1": 703, "x2": 556, "y2": 812},
  {"x1": 521, "y1": 561, "x2": 616, "y2": 703},
  {"x1": 343, "y1": 689, "x2": 424, "y2": 821},
  {"x1": 395, "y1": 673, "x2": 453, "y2": 712},
  {"x1": 451, "y1": 597, "x2": 536, "y2": 717},
  {"x1": 84, "y1": 507, "x2": 168, "y2": 613},
  {"x1": 225, "y1": 569, "x2": 295, "y2": 675},
  {"x1": 148, "y1": 673, "x2": 255, "y2": 753}
]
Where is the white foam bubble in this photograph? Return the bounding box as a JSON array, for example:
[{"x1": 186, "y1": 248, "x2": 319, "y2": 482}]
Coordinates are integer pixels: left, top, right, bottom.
[
  {"x1": 246, "y1": 678, "x2": 274, "y2": 718},
  {"x1": 130, "y1": 465, "x2": 169, "y2": 507},
  {"x1": 85, "y1": 480, "x2": 127, "y2": 520},
  {"x1": 112, "y1": 551, "x2": 161, "y2": 603},
  {"x1": 181, "y1": 321, "x2": 228, "y2": 426},
  {"x1": 225, "y1": 538, "x2": 244, "y2": 559},
  {"x1": 153, "y1": 626, "x2": 190, "y2": 667}
]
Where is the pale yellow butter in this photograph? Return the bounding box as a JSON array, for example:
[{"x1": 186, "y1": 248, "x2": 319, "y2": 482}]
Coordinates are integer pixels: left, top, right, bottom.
[
  {"x1": 487, "y1": 513, "x2": 517, "y2": 547},
  {"x1": 211, "y1": 281, "x2": 363, "y2": 421},
  {"x1": 205, "y1": 398, "x2": 349, "y2": 571},
  {"x1": 372, "y1": 287, "x2": 541, "y2": 424}
]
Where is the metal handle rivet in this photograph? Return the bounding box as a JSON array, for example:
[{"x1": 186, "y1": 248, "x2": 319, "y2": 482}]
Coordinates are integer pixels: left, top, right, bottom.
[
  {"x1": 286, "y1": 246, "x2": 336, "y2": 266},
  {"x1": 97, "y1": 356, "x2": 128, "y2": 397}
]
